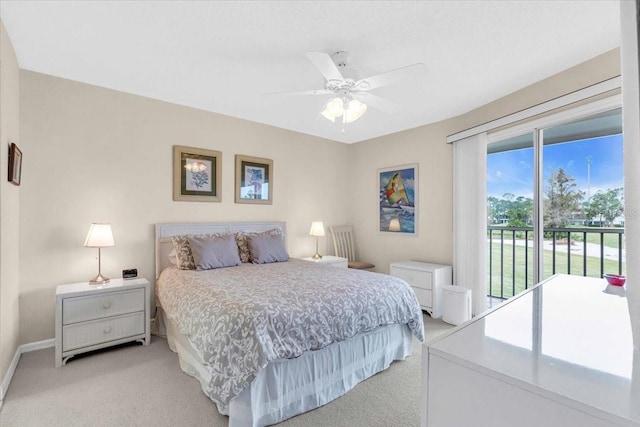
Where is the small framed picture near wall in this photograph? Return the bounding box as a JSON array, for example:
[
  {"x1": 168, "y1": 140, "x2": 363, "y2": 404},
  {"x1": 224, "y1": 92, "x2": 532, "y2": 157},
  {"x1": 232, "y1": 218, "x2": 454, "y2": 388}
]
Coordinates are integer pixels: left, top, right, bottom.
[
  {"x1": 8, "y1": 142, "x2": 22, "y2": 186},
  {"x1": 173, "y1": 145, "x2": 222, "y2": 202},
  {"x1": 235, "y1": 155, "x2": 273, "y2": 204}
]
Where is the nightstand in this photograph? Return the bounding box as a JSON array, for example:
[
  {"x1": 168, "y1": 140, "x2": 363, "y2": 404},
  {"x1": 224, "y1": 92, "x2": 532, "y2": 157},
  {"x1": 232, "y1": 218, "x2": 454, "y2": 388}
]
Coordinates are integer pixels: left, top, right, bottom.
[
  {"x1": 301, "y1": 255, "x2": 348, "y2": 269},
  {"x1": 389, "y1": 261, "x2": 452, "y2": 318},
  {"x1": 55, "y1": 277, "x2": 150, "y2": 367}
]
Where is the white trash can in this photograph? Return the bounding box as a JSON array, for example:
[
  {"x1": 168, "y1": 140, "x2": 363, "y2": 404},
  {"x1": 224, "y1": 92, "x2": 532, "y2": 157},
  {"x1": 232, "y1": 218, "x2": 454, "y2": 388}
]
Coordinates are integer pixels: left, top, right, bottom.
[{"x1": 442, "y1": 285, "x2": 472, "y2": 326}]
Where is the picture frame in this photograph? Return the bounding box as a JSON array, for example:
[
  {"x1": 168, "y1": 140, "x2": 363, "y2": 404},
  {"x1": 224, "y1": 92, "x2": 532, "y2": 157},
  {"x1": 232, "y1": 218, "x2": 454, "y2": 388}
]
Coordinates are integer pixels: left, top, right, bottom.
[
  {"x1": 235, "y1": 155, "x2": 273, "y2": 204},
  {"x1": 173, "y1": 145, "x2": 222, "y2": 202},
  {"x1": 378, "y1": 164, "x2": 418, "y2": 235},
  {"x1": 8, "y1": 142, "x2": 22, "y2": 186}
]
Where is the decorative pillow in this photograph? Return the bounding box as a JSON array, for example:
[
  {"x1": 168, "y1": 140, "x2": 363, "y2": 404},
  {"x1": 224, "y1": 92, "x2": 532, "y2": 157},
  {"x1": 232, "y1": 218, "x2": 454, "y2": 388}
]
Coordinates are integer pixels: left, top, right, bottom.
[
  {"x1": 187, "y1": 235, "x2": 241, "y2": 270},
  {"x1": 170, "y1": 236, "x2": 196, "y2": 270},
  {"x1": 170, "y1": 233, "x2": 227, "y2": 270},
  {"x1": 168, "y1": 248, "x2": 178, "y2": 265},
  {"x1": 235, "y1": 229, "x2": 282, "y2": 263},
  {"x1": 247, "y1": 233, "x2": 289, "y2": 264}
]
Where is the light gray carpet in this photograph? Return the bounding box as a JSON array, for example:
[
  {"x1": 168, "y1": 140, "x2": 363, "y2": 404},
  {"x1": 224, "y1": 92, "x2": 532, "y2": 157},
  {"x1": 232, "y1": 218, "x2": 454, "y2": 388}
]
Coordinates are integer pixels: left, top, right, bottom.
[{"x1": 0, "y1": 314, "x2": 453, "y2": 427}]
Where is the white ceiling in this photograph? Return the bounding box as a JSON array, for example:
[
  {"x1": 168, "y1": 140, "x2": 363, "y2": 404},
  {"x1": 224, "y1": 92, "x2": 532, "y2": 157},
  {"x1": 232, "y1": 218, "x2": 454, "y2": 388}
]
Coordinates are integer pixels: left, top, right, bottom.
[{"x1": 0, "y1": 1, "x2": 621, "y2": 144}]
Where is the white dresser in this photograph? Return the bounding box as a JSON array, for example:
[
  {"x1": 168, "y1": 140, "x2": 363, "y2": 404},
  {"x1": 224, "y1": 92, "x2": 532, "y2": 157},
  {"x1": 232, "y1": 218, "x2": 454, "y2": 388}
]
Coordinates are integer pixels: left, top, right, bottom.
[
  {"x1": 422, "y1": 274, "x2": 640, "y2": 427},
  {"x1": 55, "y1": 277, "x2": 151, "y2": 367},
  {"x1": 389, "y1": 261, "x2": 452, "y2": 318},
  {"x1": 301, "y1": 255, "x2": 348, "y2": 269}
]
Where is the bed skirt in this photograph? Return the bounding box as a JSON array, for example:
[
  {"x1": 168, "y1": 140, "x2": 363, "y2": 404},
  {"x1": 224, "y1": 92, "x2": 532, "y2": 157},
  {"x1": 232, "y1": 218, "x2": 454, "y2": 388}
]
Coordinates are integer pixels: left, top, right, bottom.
[{"x1": 157, "y1": 307, "x2": 414, "y2": 427}]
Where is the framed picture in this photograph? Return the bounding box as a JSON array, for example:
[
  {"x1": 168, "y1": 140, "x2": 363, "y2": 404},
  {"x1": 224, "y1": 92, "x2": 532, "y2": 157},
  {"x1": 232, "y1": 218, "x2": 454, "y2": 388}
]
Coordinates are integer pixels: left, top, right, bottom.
[
  {"x1": 378, "y1": 164, "x2": 418, "y2": 235},
  {"x1": 173, "y1": 145, "x2": 222, "y2": 202},
  {"x1": 8, "y1": 142, "x2": 22, "y2": 186},
  {"x1": 235, "y1": 155, "x2": 273, "y2": 204}
]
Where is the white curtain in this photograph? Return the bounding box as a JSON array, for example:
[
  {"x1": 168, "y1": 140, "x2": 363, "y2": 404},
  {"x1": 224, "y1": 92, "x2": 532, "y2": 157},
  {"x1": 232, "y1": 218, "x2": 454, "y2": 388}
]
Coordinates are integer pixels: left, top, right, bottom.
[{"x1": 453, "y1": 133, "x2": 487, "y2": 316}]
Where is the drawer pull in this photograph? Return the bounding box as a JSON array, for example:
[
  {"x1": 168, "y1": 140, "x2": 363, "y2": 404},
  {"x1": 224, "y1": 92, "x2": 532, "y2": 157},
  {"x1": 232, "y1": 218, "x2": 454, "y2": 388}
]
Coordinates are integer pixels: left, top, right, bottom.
[
  {"x1": 102, "y1": 302, "x2": 112, "y2": 309},
  {"x1": 103, "y1": 327, "x2": 112, "y2": 334}
]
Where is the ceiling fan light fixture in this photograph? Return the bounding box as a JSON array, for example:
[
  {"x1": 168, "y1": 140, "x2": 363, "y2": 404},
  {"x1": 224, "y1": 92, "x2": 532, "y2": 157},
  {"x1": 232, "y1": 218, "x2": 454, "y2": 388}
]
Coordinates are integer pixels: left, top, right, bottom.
[
  {"x1": 344, "y1": 99, "x2": 367, "y2": 123},
  {"x1": 321, "y1": 97, "x2": 367, "y2": 124},
  {"x1": 321, "y1": 97, "x2": 345, "y2": 122}
]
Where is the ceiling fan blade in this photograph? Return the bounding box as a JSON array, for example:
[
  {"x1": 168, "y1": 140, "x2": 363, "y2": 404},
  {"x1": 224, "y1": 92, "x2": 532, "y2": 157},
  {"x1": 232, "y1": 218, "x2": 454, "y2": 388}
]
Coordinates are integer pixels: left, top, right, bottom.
[
  {"x1": 263, "y1": 89, "x2": 334, "y2": 97},
  {"x1": 356, "y1": 93, "x2": 401, "y2": 114},
  {"x1": 356, "y1": 63, "x2": 426, "y2": 91},
  {"x1": 305, "y1": 52, "x2": 344, "y2": 82}
]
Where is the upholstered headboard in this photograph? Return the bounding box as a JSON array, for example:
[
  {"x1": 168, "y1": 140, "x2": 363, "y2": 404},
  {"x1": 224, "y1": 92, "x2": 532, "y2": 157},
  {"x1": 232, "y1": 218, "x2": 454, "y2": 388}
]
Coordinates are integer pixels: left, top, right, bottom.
[{"x1": 155, "y1": 221, "x2": 286, "y2": 279}]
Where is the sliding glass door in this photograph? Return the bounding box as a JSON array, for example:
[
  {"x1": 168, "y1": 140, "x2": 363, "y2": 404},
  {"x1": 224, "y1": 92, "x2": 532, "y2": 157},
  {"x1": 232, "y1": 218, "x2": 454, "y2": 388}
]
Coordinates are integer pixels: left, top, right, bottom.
[{"x1": 487, "y1": 108, "x2": 624, "y2": 301}]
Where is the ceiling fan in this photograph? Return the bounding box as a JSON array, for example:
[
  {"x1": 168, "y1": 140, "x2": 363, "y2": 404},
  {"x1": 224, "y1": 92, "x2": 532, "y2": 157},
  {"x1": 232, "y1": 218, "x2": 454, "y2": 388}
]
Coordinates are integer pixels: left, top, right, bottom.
[{"x1": 271, "y1": 51, "x2": 425, "y2": 124}]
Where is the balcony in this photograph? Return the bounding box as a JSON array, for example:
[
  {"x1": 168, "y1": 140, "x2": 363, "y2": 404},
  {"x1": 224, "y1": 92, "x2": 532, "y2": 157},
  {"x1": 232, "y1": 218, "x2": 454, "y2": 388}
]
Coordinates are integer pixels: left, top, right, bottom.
[{"x1": 487, "y1": 226, "x2": 625, "y2": 302}]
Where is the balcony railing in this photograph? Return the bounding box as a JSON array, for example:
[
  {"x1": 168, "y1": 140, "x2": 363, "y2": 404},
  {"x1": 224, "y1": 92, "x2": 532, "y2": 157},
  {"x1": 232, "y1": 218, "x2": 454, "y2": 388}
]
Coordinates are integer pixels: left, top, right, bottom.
[{"x1": 487, "y1": 226, "x2": 625, "y2": 300}]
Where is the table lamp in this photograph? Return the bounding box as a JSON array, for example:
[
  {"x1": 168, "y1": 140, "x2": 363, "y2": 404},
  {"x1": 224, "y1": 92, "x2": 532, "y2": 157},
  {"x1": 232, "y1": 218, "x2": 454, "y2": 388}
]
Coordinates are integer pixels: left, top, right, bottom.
[
  {"x1": 309, "y1": 221, "x2": 325, "y2": 259},
  {"x1": 84, "y1": 223, "x2": 115, "y2": 284}
]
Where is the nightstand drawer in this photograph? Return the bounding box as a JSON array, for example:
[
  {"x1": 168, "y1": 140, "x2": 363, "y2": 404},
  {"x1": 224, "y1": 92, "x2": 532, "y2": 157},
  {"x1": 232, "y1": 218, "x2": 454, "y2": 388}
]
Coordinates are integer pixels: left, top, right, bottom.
[
  {"x1": 62, "y1": 311, "x2": 145, "y2": 351},
  {"x1": 63, "y1": 289, "x2": 144, "y2": 324},
  {"x1": 389, "y1": 266, "x2": 433, "y2": 290},
  {"x1": 413, "y1": 287, "x2": 433, "y2": 308}
]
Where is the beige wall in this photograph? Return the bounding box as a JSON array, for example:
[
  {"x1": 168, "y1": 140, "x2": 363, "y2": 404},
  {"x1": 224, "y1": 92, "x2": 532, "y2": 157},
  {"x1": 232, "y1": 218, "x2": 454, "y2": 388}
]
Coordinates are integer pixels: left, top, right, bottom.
[
  {"x1": 348, "y1": 49, "x2": 621, "y2": 275},
  {"x1": 19, "y1": 71, "x2": 350, "y2": 344},
  {"x1": 0, "y1": 20, "x2": 21, "y2": 385}
]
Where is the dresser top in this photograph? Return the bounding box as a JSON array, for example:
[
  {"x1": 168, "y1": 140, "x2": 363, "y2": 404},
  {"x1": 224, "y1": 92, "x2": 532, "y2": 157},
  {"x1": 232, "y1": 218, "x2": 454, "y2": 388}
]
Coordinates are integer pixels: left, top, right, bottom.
[{"x1": 428, "y1": 274, "x2": 639, "y2": 425}]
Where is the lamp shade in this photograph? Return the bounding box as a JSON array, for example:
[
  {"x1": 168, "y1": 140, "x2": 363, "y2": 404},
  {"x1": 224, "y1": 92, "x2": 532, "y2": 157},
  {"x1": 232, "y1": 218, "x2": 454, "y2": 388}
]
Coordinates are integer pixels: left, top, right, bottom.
[
  {"x1": 84, "y1": 223, "x2": 115, "y2": 248},
  {"x1": 309, "y1": 221, "x2": 325, "y2": 237}
]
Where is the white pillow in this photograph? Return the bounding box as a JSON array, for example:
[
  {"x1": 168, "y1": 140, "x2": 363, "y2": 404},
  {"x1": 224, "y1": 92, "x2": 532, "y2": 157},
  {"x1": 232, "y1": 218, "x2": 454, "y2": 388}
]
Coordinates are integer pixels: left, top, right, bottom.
[{"x1": 168, "y1": 248, "x2": 178, "y2": 266}]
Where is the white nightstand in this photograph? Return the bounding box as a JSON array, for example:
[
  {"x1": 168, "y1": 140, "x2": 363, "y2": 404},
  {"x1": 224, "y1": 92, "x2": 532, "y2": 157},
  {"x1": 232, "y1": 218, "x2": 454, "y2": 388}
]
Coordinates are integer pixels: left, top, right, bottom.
[
  {"x1": 55, "y1": 277, "x2": 151, "y2": 367},
  {"x1": 389, "y1": 261, "x2": 452, "y2": 318},
  {"x1": 301, "y1": 255, "x2": 348, "y2": 269}
]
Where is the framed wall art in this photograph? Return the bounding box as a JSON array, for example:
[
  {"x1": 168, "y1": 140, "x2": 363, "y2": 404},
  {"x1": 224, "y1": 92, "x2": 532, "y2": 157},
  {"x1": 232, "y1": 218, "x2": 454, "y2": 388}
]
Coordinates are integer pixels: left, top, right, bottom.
[
  {"x1": 173, "y1": 145, "x2": 222, "y2": 202},
  {"x1": 378, "y1": 164, "x2": 418, "y2": 235},
  {"x1": 235, "y1": 155, "x2": 273, "y2": 204},
  {"x1": 8, "y1": 142, "x2": 22, "y2": 186}
]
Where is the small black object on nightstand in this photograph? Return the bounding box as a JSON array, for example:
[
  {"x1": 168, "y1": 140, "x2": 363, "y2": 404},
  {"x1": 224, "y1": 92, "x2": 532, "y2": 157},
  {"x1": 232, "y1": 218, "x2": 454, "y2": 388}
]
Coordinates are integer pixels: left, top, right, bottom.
[{"x1": 122, "y1": 268, "x2": 138, "y2": 279}]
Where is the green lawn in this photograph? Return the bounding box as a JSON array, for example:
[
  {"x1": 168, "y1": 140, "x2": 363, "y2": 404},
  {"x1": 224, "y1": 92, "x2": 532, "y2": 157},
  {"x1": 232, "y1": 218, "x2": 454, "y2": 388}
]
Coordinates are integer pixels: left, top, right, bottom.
[
  {"x1": 581, "y1": 231, "x2": 624, "y2": 248},
  {"x1": 487, "y1": 242, "x2": 625, "y2": 299}
]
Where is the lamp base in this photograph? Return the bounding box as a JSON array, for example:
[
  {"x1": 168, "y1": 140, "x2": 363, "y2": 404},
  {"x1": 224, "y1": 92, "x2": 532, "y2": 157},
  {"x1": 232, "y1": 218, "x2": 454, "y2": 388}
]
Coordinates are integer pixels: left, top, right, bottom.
[
  {"x1": 312, "y1": 253, "x2": 323, "y2": 259},
  {"x1": 89, "y1": 273, "x2": 110, "y2": 285}
]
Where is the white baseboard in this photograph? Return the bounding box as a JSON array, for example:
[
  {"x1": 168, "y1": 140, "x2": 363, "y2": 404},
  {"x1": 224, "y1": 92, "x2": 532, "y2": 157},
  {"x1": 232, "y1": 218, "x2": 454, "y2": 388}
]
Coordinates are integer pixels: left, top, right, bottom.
[{"x1": 0, "y1": 338, "x2": 54, "y2": 408}]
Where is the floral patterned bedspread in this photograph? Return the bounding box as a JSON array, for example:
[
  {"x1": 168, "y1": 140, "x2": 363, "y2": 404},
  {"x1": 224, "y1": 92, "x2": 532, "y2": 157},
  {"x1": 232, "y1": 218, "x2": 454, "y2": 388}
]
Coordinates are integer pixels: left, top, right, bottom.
[{"x1": 157, "y1": 258, "x2": 424, "y2": 411}]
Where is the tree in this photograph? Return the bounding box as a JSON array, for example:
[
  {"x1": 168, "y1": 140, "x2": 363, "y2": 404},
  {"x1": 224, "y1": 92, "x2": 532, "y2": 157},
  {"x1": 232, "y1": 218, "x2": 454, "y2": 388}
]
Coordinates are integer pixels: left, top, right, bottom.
[
  {"x1": 583, "y1": 188, "x2": 624, "y2": 226},
  {"x1": 544, "y1": 168, "x2": 584, "y2": 228},
  {"x1": 487, "y1": 195, "x2": 511, "y2": 224},
  {"x1": 487, "y1": 196, "x2": 499, "y2": 224},
  {"x1": 487, "y1": 194, "x2": 533, "y2": 226},
  {"x1": 507, "y1": 196, "x2": 533, "y2": 227}
]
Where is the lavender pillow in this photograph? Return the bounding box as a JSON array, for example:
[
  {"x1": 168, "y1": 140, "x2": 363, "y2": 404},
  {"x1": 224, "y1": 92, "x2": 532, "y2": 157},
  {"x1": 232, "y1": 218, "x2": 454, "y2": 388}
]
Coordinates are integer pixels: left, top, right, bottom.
[
  {"x1": 247, "y1": 234, "x2": 289, "y2": 264},
  {"x1": 235, "y1": 229, "x2": 281, "y2": 263},
  {"x1": 187, "y1": 235, "x2": 241, "y2": 270}
]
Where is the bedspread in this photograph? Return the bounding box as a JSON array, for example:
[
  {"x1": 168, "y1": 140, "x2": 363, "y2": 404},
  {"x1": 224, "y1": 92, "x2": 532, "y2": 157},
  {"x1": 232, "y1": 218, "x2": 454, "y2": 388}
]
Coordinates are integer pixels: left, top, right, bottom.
[{"x1": 157, "y1": 258, "x2": 424, "y2": 412}]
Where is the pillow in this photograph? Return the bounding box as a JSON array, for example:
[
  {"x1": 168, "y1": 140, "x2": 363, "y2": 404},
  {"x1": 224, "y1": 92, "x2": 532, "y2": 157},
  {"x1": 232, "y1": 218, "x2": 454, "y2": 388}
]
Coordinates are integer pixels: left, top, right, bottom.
[
  {"x1": 247, "y1": 233, "x2": 289, "y2": 264},
  {"x1": 171, "y1": 236, "x2": 196, "y2": 270},
  {"x1": 170, "y1": 233, "x2": 227, "y2": 270},
  {"x1": 168, "y1": 248, "x2": 178, "y2": 265},
  {"x1": 187, "y1": 235, "x2": 241, "y2": 270},
  {"x1": 235, "y1": 229, "x2": 282, "y2": 263}
]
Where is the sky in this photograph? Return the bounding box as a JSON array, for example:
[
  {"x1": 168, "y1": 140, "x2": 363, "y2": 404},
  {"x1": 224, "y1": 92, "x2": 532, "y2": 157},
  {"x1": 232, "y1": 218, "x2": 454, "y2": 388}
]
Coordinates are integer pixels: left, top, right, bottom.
[{"x1": 487, "y1": 134, "x2": 623, "y2": 199}]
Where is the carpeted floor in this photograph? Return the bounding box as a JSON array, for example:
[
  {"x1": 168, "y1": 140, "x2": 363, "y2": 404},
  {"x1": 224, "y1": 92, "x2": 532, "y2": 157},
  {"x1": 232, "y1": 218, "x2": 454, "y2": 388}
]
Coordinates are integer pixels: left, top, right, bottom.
[{"x1": 0, "y1": 314, "x2": 453, "y2": 427}]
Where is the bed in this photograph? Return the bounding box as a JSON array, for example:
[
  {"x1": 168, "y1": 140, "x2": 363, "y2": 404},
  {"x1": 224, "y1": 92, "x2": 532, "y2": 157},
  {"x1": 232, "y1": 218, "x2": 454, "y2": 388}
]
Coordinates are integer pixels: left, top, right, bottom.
[{"x1": 155, "y1": 222, "x2": 424, "y2": 427}]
